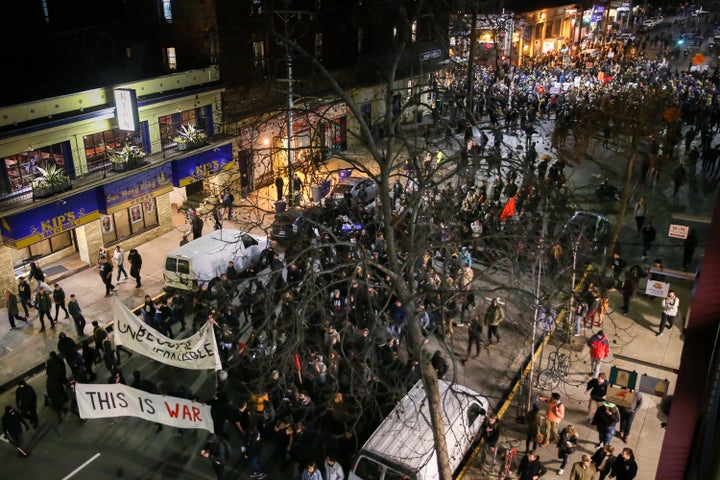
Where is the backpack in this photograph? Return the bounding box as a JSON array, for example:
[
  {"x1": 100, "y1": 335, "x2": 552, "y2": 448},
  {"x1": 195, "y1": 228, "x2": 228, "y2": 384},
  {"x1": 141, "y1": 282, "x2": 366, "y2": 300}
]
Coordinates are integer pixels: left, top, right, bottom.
[{"x1": 589, "y1": 336, "x2": 609, "y2": 359}]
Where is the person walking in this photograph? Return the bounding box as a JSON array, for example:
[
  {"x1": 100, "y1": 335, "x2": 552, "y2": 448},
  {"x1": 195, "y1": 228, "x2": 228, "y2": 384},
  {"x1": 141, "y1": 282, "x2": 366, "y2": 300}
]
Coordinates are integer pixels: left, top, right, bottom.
[
  {"x1": 52, "y1": 283, "x2": 70, "y2": 323},
  {"x1": 36, "y1": 286, "x2": 54, "y2": 331},
  {"x1": 200, "y1": 434, "x2": 231, "y2": 480},
  {"x1": 463, "y1": 310, "x2": 484, "y2": 363},
  {"x1": 28, "y1": 261, "x2": 45, "y2": 295},
  {"x1": 682, "y1": 229, "x2": 698, "y2": 271},
  {"x1": 657, "y1": 290, "x2": 679, "y2": 336},
  {"x1": 15, "y1": 380, "x2": 38, "y2": 429},
  {"x1": 617, "y1": 390, "x2": 643, "y2": 443},
  {"x1": 6, "y1": 289, "x2": 27, "y2": 329},
  {"x1": 609, "y1": 448, "x2": 637, "y2": 480},
  {"x1": 587, "y1": 330, "x2": 610, "y2": 378},
  {"x1": 569, "y1": 454, "x2": 596, "y2": 480},
  {"x1": 275, "y1": 175, "x2": 284, "y2": 202},
  {"x1": 113, "y1": 245, "x2": 129, "y2": 281},
  {"x1": 538, "y1": 392, "x2": 565, "y2": 446},
  {"x1": 609, "y1": 252, "x2": 627, "y2": 290},
  {"x1": 67, "y1": 294, "x2": 87, "y2": 336},
  {"x1": 221, "y1": 190, "x2": 234, "y2": 220},
  {"x1": 524, "y1": 402, "x2": 542, "y2": 453},
  {"x1": 92, "y1": 321, "x2": 108, "y2": 357},
  {"x1": 633, "y1": 196, "x2": 646, "y2": 234},
  {"x1": 128, "y1": 248, "x2": 143, "y2": 288},
  {"x1": 191, "y1": 211, "x2": 204, "y2": 240},
  {"x1": 591, "y1": 401, "x2": 620, "y2": 448},
  {"x1": 17, "y1": 277, "x2": 32, "y2": 318},
  {"x1": 556, "y1": 424, "x2": 578, "y2": 475},
  {"x1": 99, "y1": 256, "x2": 115, "y2": 297},
  {"x1": 301, "y1": 462, "x2": 323, "y2": 480},
  {"x1": 516, "y1": 450, "x2": 547, "y2": 480},
  {"x1": 586, "y1": 372, "x2": 609, "y2": 422},
  {"x1": 620, "y1": 274, "x2": 637, "y2": 315},
  {"x1": 324, "y1": 454, "x2": 344, "y2": 480},
  {"x1": 640, "y1": 222, "x2": 656, "y2": 259},
  {"x1": 485, "y1": 298, "x2": 505, "y2": 345},
  {"x1": 2, "y1": 405, "x2": 30, "y2": 457},
  {"x1": 479, "y1": 413, "x2": 501, "y2": 465}
]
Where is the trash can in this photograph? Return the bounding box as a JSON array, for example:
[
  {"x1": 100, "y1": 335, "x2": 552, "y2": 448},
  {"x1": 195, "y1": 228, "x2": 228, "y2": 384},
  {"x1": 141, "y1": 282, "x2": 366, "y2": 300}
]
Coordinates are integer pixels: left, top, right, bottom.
[
  {"x1": 275, "y1": 200, "x2": 286, "y2": 213},
  {"x1": 311, "y1": 184, "x2": 322, "y2": 203}
]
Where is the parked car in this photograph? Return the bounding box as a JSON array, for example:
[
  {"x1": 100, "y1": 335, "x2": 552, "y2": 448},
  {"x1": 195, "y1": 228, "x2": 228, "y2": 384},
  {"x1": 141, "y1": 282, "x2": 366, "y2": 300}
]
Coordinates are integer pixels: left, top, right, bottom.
[
  {"x1": 269, "y1": 206, "x2": 329, "y2": 246},
  {"x1": 329, "y1": 176, "x2": 379, "y2": 205},
  {"x1": 560, "y1": 211, "x2": 611, "y2": 257}
]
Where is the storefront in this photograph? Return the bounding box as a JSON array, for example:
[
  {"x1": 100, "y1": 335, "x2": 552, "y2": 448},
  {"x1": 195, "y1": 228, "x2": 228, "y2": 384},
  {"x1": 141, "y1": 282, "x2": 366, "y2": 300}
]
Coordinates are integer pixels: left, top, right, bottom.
[{"x1": 170, "y1": 142, "x2": 235, "y2": 201}]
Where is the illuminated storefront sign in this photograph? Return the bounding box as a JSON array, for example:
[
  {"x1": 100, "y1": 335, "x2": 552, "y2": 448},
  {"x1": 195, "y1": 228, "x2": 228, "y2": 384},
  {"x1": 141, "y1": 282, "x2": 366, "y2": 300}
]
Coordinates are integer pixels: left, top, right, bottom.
[
  {"x1": 171, "y1": 143, "x2": 234, "y2": 187},
  {"x1": 102, "y1": 164, "x2": 173, "y2": 214},
  {"x1": 0, "y1": 189, "x2": 99, "y2": 249},
  {"x1": 114, "y1": 88, "x2": 140, "y2": 132}
]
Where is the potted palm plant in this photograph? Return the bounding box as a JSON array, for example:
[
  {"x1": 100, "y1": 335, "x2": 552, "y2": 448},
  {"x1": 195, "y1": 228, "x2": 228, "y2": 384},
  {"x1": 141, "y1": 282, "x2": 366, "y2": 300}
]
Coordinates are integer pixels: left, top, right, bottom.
[
  {"x1": 32, "y1": 162, "x2": 71, "y2": 199},
  {"x1": 173, "y1": 124, "x2": 207, "y2": 151},
  {"x1": 109, "y1": 142, "x2": 146, "y2": 171}
]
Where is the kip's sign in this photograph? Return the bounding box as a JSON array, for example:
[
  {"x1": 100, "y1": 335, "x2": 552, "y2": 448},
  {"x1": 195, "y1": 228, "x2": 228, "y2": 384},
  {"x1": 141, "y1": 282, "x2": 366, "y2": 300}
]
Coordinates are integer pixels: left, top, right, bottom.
[{"x1": 75, "y1": 383, "x2": 213, "y2": 432}]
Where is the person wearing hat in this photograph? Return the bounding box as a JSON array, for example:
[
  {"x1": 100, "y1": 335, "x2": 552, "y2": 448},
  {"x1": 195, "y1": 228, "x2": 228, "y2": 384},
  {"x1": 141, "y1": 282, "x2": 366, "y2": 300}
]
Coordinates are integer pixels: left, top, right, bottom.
[
  {"x1": 485, "y1": 298, "x2": 505, "y2": 345},
  {"x1": 591, "y1": 401, "x2": 620, "y2": 448},
  {"x1": 200, "y1": 433, "x2": 231, "y2": 480}
]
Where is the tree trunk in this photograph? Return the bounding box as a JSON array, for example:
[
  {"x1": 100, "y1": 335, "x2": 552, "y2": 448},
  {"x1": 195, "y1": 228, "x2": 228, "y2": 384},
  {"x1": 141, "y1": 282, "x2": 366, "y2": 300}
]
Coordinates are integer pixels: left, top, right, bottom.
[{"x1": 603, "y1": 135, "x2": 637, "y2": 275}]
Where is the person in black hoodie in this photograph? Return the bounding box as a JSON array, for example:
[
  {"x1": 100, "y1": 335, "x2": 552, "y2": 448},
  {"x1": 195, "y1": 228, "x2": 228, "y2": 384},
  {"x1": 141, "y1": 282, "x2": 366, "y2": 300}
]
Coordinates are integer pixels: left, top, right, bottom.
[
  {"x1": 479, "y1": 413, "x2": 501, "y2": 465},
  {"x1": 517, "y1": 450, "x2": 547, "y2": 480}
]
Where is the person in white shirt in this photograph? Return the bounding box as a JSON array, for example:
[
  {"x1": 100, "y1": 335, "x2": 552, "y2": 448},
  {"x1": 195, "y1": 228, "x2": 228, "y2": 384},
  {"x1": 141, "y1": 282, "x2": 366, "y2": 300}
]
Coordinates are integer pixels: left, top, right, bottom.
[
  {"x1": 113, "y1": 245, "x2": 129, "y2": 282},
  {"x1": 325, "y1": 455, "x2": 344, "y2": 480},
  {"x1": 657, "y1": 290, "x2": 679, "y2": 336}
]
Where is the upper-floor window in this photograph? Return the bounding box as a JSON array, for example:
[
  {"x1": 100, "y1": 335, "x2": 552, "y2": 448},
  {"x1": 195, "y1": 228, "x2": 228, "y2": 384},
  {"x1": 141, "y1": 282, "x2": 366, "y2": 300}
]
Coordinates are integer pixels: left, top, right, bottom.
[
  {"x1": 83, "y1": 128, "x2": 144, "y2": 174},
  {"x1": 2, "y1": 143, "x2": 66, "y2": 195},
  {"x1": 411, "y1": 20, "x2": 417, "y2": 43},
  {"x1": 166, "y1": 47, "x2": 177, "y2": 70},
  {"x1": 158, "y1": 108, "x2": 209, "y2": 150},
  {"x1": 393, "y1": 26, "x2": 398, "y2": 40},
  {"x1": 314, "y1": 33, "x2": 323, "y2": 61},
  {"x1": 252, "y1": 41, "x2": 266, "y2": 70},
  {"x1": 40, "y1": 0, "x2": 49, "y2": 23},
  {"x1": 161, "y1": 0, "x2": 173, "y2": 23}
]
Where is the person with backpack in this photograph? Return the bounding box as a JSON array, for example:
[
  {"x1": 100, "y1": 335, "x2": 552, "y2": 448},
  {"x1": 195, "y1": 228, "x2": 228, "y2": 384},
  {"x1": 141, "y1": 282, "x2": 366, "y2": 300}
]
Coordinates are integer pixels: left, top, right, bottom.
[{"x1": 587, "y1": 330, "x2": 610, "y2": 378}]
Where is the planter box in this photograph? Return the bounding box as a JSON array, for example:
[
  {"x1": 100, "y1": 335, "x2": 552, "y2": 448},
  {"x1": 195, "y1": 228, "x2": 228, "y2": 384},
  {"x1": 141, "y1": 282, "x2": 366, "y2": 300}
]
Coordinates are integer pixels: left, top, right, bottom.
[
  {"x1": 112, "y1": 161, "x2": 128, "y2": 172},
  {"x1": 177, "y1": 142, "x2": 189, "y2": 151},
  {"x1": 32, "y1": 178, "x2": 71, "y2": 200}
]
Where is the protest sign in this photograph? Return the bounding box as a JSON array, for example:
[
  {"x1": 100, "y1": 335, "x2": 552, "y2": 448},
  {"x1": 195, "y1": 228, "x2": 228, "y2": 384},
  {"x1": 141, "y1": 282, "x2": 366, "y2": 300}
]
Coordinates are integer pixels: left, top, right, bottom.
[
  {"x1": 113, "y1": 298, "x2": 221, "y2": 370},
  {"x1": 75, "y1": 383, "x2": 213, "y2": 432}
]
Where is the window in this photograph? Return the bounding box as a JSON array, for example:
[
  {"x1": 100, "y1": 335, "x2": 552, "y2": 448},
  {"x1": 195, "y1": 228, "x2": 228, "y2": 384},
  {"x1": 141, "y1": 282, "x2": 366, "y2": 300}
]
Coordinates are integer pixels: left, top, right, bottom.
[
  {"x1": 178, "y1": 259, "x2": 190, "y2": 275},
  {"x1": 161, "y1": 0, "x2": 173, "y2": 22},
  {"x1": 2, "y1": 143, "x2": 66, "y2": 195},
  {"x1": 101, "y1": 199, "x2": 159, "y2": 244},
  {"x1": 250, "y1": 0, "x2": 262, "y2": 16},
  {"x1": 158, "y1": 108, "x2": 207, "y2": 149},
  {"x1": 360, "y1": 103, "x2": 372, "y2": 126},
  {"x1": 357, "y1": 27, "x2": 366, "y2": 53},
  {"x1": 314, "y1": 33, "x2": 323, "y2": 60},
  {"x1": 11, "y1": 232, "x2": 73, "y2": 270},
  {"x1": 468, "y1": 403, "x2": 484, "y2": 425},
  {"x1": 40, "y1": 0, "x2": 49, "y2": 23},
  {"x1": 393, "y1": 26, "x2": 398, "y2": 40},
  {"x1": 166, "y1": 47, "x2": 177, "y2": 70},
  {"x1": 411, "y1": 20, "x2": 417, "y2": 43},
  {"x1": 252, "y1": 41, "x2": 266, "y2": 70},
  {"x1": 82, "y1": 128, "x2": 144, "y2": 174},
  {"x1": 353, "y1": 457, "x2": 382, "y2": 480}
]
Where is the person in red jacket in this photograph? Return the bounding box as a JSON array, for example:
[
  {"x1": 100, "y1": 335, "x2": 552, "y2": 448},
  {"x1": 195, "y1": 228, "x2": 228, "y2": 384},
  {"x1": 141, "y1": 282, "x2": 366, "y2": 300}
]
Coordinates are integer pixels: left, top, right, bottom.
[{"x1": 587, "y1": 330, "x2": 610, "y2": 378}]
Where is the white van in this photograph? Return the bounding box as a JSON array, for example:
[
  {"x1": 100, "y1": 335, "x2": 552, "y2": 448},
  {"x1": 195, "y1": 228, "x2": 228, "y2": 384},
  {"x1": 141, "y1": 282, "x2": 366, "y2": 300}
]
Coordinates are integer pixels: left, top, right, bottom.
[
  {"x1": 163, "y1": 229, "x2": 269, "y2": 291},
  {"x1": 349, "y1": 379, "x2": 488, "y2": 480}
]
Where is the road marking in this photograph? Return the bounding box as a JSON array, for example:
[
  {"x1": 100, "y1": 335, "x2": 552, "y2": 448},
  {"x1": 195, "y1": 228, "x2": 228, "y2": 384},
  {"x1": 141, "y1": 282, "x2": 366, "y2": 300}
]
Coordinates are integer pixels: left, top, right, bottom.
[{"x1": 62, "y1": 453, "x2": 102, "y2": 479}]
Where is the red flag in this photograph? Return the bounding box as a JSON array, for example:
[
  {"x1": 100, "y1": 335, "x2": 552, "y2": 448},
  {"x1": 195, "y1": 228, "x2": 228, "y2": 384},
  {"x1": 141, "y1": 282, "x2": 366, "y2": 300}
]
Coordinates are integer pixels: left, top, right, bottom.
[
  {"x1": 500, "y1": 195, "x2": 516, "y2": 221},
  {"x1": 294, "y1": 354, "x2": 302, "y2": 371}
]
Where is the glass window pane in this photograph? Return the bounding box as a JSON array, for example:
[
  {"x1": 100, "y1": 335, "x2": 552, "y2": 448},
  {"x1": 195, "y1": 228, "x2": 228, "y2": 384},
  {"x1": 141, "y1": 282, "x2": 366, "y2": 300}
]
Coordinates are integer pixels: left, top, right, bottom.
[{"x1": 178, "y1": 259, "x2": 190, "y2": 275}]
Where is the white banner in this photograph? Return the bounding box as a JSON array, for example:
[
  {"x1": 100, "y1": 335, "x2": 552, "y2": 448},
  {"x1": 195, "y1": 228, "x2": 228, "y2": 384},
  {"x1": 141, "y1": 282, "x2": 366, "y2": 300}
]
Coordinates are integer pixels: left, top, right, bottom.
[
  {"x1": 113, "y1": 298, "x2": 221, "y2": 371},
  {"x1": 75, "y1": 383, "x2": 213, "y2": 432}
]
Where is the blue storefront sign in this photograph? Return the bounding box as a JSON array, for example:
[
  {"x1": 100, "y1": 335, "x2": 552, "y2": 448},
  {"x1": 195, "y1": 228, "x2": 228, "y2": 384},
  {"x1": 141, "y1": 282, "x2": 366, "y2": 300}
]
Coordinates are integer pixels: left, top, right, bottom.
[
  {"x1": 101, "y1": 164, "x2": 174, "y2": 214},
  {"x1": 171, "y1": 143, "x2": 234, "y2": 187},
  {"x1": 0, "y1": 189, "x2": 100, "y2": 249}
]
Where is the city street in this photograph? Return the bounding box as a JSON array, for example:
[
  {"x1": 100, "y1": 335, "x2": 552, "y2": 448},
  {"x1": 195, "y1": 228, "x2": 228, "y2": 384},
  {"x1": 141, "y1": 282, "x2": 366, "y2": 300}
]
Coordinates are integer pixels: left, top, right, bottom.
[{"x1": 0, "y1": 111, "x2": 713, "y2": 479}]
